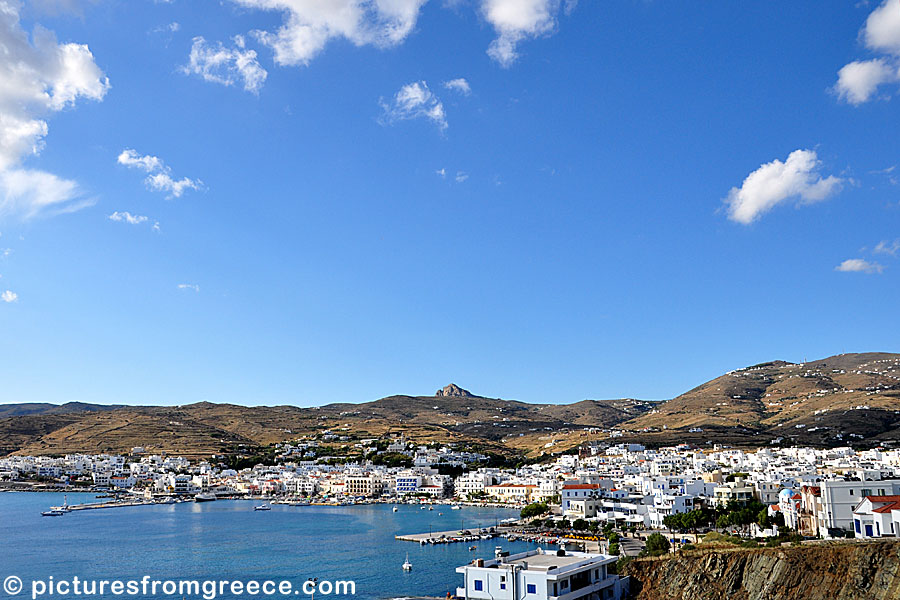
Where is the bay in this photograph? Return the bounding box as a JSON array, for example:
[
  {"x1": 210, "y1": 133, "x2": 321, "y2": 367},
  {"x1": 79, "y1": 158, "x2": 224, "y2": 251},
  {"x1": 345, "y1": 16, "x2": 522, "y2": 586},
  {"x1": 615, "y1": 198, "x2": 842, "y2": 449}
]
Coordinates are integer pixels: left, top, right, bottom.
[{"x1": 0, "y1": 493, "x2": 542, "y2": 600}]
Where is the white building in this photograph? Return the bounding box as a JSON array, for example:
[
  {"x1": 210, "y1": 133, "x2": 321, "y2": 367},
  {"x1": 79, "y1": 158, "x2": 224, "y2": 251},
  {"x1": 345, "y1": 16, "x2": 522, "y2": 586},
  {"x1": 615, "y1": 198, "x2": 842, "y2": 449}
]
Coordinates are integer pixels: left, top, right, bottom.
[
  {"x1": 852, "y1": 495, "x2": 900, "y2": 538},
  {"x1": 819, "y1": 480, "x2": 900, "y2": 534},
  {"x1": 456, "y1": 548, "x2": 625, "y2": 600}
]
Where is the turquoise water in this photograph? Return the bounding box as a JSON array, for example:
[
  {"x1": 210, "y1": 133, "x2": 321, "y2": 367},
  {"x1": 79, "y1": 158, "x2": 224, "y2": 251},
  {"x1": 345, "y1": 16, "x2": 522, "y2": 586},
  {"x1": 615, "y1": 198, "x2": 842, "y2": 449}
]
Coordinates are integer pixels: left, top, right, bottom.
[{"x1": 0, "y1": 493, "x2": 540, "y2": 600}]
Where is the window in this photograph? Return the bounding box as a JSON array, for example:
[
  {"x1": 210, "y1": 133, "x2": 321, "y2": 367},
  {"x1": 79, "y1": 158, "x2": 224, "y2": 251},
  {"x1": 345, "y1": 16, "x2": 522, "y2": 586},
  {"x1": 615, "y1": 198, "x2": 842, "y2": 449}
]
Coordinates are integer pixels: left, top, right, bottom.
[
  {"x1": 500, "y1": 584, "x2": 506, "y2": 590},
  {"x1": 474, "y1": 581, "x2": 483, "y2": 591},
  {"x1": 527, "y1": 584, "x2": 536, "y2": 594}
]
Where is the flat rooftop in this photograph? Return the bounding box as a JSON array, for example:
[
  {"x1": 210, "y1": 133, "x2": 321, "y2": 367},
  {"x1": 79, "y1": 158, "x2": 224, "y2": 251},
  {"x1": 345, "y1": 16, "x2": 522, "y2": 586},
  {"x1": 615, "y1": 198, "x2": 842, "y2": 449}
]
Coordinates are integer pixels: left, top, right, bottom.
[{"x1": 505, "y1": 553, "x2": 586, "y2": 570}]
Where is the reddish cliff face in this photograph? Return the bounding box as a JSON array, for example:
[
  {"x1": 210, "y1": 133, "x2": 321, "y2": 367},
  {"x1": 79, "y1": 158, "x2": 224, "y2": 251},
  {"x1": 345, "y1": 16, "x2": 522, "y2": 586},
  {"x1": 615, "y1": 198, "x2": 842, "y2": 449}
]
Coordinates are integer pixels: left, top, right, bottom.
[{"x1": 623, "y1": 540, "x2": 900, "y2": 600}]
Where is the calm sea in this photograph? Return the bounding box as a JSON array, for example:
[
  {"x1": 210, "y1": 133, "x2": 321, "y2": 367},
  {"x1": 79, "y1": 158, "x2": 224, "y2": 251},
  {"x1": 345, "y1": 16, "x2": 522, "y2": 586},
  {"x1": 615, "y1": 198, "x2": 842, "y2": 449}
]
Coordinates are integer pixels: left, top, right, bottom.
[{"x1": 0, "y1": 493, "x2": 542, "y2": 600}]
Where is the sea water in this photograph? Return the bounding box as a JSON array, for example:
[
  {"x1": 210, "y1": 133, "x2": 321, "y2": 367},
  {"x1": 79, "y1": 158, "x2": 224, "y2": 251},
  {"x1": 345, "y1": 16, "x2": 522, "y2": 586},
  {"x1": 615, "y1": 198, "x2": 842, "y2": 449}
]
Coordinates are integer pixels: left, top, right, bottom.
[{"x1": 0, "y1": 493, "x2": 542, "y2": 600}]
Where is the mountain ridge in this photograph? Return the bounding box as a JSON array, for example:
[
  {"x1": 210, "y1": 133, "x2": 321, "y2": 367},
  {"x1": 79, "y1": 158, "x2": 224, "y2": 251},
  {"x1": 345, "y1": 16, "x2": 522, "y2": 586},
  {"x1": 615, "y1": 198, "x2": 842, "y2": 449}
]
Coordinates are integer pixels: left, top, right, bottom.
[{"x1": 2, "y1": 352, "x2": 898, "y2": 458}]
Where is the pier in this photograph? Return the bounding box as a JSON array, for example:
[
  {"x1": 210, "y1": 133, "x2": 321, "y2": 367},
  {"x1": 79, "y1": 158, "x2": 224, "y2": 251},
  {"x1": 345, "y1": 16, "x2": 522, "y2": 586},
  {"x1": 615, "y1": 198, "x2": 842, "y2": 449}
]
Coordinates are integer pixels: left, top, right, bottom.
[{"x1": 396, "y1": 528, "x2": 497, "y2": 544}]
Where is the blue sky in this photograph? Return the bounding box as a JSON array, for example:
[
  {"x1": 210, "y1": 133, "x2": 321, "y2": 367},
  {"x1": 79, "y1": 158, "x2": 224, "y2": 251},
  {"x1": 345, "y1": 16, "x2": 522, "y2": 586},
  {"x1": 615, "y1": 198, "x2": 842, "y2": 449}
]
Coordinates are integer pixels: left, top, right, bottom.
[{"x1": 0, "y1": 0, "x2": 898, "y2": 407}]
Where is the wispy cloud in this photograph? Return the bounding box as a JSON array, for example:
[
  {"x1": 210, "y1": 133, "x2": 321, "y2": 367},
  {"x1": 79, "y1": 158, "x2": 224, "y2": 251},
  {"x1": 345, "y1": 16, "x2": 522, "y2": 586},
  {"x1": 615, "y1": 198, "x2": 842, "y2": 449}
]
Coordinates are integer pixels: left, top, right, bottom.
[
  {"x1": 0, "y1": 2, "x2": 109, "y2": 220},
  {"x1": 379, "y1": 81, "x2": 447, "y2": 131},
  {"x1": 724, "y1": 149, "x2": 844, "y2": 224},
  {"x1": 182, "y1": 36, "x2": 268, "y2": 94},
  {"x1": 177, "y1": 283, "x2": 200, "y2": 292},
  {"x1": 874, "y1": 239, "x2": 900, "y2": 256},
  {"x1": 443, "y1": 78, "x2": 471, "y2": 95},
  {"x1": 835, "y1": 258, "x2": 884, "y2": 274},
  {"x1": 455, "y1": 171, "x2": 469, "y2": 183},
  {"x1": 835, "y1": 0, "x2": 900, "y2": 105},
  {"x1": 1, "y1": 290, "x2": 17, "y2": 303},
  {"x1": 109, "y1": 211, "x2": 160, "y2": 231},
  {"x1": 117, "y1": 149, "x2": 202, "y2": 198}
]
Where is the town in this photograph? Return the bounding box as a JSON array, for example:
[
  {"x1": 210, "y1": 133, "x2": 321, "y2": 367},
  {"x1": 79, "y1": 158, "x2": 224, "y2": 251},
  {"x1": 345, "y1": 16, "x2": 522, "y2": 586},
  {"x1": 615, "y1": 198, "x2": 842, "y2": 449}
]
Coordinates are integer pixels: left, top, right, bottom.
[{"x1": 4, "y1": 436, "x2": 900, "y2": 546}]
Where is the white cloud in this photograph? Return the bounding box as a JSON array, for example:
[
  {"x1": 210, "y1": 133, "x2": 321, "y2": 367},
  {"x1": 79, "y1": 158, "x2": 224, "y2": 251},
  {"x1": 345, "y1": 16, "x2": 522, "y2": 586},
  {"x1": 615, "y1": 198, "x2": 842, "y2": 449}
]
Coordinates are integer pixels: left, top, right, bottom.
[
  {"x1": 835, "y1": 58, "x2": 898, "y2": 104},
  {"x1": 183, "y1": 36, "x2": 268, "y2": 94},
  {"x1": 146, "y1": 172, "x2": 201, "y2": 197},
  {"x1": 108, "y1": 211, "x2": 146, "y2": 224},
  {"x1": 443, "y1": 77, "x2": 471, "y2": 95},
  {"x1": 117, "y1": 149, "x2": 164, "y2": 173},
  {"x1": 177, "y1": 283, "x2": 199, "y2": 292},
  {"x1": 455, "y1": 170, "x2": 468, "y2": 182},
  {"x1": 836, "y1": 0, "x2": 900, "y2": 104},
  {"x1": 724, "y1": 150, "x2": 844, "y2": 224},
  {"x1": 108, "y1": 211, "x2": 159, "y2": 232},
  {"x1": 863, "y1": 0, "x2": 900, "y2": 55},
  {"x1": 117, "y1": 149, "x2": 202, "y2": 198},
  {"x1": 380, "y1": 81, "x2": 447, "y2": 131},
  {"x1": 835, "y1": 258, "x2": 884, "y2": 274},
  {"x1": 229, "y1": 0, "x2": 427, "y2": 66},
  {"x1": 0, "y1": 1, "x2": 108, "y2": 220},
  {"x1": 481, "y1": 0, "x2": 565, "y2": 67},
  {"x1": 874, "y1": 239, "x2": 900, "y2": 256},
  {"x1": 1, "y1": 290, "x2": 16, "y2": 303},
  {"x1": 0, "y1": 168, "x2": 93, "y2": 220},
  {"x1": 436, "y1": 167, "x2": 446, "y2": 177}
]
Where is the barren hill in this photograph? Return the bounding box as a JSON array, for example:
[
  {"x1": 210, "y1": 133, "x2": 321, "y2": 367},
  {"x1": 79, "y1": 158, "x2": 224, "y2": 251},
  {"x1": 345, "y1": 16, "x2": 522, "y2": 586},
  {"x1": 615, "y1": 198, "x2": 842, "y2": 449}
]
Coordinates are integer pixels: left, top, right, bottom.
[
  {"x1": 2, "y1": 354, "x2": 899, "y2": 459},
  {"x1": 624, "y1": 352, "x2": 900, "y2": 445}
]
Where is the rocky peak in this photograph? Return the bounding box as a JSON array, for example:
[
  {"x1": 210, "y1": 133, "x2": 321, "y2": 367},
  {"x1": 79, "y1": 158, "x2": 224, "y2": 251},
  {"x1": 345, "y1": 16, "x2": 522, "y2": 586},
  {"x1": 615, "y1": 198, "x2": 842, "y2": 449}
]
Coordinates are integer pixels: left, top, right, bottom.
[{"x1": 436, "y1": 383, "x2": 473, "y2": 398}]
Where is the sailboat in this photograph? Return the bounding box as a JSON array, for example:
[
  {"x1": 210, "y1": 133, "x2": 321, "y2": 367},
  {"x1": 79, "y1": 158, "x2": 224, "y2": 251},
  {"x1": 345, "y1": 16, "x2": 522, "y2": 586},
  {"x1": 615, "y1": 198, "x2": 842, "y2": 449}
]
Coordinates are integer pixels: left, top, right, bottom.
[{"x1": 401, "y1": 553, "x2": 412, "y2": 571}]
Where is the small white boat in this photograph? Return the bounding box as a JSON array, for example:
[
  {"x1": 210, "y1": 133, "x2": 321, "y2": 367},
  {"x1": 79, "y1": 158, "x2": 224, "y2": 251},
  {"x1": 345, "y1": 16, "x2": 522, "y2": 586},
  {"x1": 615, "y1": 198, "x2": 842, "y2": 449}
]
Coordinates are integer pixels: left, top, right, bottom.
[
  {"x1": 428, "y1": 506, "x2": 434, "y2": 511},
  {"x1": 401, "y1": 554, "x2": 412, "y2": 571},
  {"x1": 41, "y1": 510, "x2": 65, "y2": 517},
  {"x1": 254, "y1": 503, "x2": 272, "y2": 511},
  {"x1": 451, "y1": 505, "x2": 461, "y2": 510},
  {"x1": 393, "y1": 507, "x2": 399, "y2": 512}
]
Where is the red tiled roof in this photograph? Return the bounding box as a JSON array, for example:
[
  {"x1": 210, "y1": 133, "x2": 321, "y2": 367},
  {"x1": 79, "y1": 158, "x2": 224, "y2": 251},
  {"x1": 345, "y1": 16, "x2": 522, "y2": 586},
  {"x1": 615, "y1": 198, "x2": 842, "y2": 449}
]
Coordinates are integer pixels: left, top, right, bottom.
[
  {"x1": 563, "y1": 484, "x2": 600, "y2": 490},
  {"x1": 866, "y1": 495, "x2": 900, "y2": 503},
  {"x1": 872, "y1": 502, "x2": 900, "y2": 514}
]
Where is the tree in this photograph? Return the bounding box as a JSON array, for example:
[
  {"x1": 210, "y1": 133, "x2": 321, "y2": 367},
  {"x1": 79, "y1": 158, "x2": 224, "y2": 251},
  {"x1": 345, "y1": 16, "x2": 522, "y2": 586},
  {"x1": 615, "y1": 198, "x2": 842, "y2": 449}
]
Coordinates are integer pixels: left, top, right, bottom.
[
  {"x1": 644, "y1": 533, "x2": 670, "y2": 556},
  {"x1": 559, "y1": 518, "x2": 571, "y2": 530},
  {"x1": 608, "y1": 542, "x2": 620, "y2": 556},
  {"x1": 572, "y1": 518, "x2": 588, "y2": 531},
  {"x1": 543, "y1": 518, "x2": 556, "y2": 529},
  {"x1": 520, "y1": 502, "x2": 550, "y2": 520}
]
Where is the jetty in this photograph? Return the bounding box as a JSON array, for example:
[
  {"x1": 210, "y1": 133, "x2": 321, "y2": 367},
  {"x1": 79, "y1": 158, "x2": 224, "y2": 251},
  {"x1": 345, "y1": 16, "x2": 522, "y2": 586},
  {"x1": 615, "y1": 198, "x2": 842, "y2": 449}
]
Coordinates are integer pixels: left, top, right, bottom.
[{"x1": 396, "y1": 528, "x2": 498, "y2": 544}]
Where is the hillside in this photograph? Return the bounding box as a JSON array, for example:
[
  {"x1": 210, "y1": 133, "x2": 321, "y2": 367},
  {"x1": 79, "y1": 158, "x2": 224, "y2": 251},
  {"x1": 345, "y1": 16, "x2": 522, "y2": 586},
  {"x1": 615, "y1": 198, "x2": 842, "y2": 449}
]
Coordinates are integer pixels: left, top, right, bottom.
[
  {"x1": 0, "y1": 388, "x2": 655, "y2": 459},
  {"x1": 624, "y1": 353, "x2": 900, "y2": 446},
  {"x1": 2, "y1": 353, "x2": 899, "y2": 459}
]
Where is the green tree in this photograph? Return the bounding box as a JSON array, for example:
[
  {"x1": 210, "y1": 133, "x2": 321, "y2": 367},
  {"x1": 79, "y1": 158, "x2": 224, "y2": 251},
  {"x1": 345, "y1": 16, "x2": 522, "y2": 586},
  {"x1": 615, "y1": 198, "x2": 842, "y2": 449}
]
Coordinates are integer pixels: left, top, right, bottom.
[
  {"x1": 608, "y1": 542, "x2": 620, "y2": 556},
  {"x1": 644, "y1": 532, "x2": 670, "y2": 556},
  {"x1": 520, "y1": 502, "x2": 550, "y2": 520},
  {"x1": 572, "y1": 518, "x2": 588, "y2": 531}
]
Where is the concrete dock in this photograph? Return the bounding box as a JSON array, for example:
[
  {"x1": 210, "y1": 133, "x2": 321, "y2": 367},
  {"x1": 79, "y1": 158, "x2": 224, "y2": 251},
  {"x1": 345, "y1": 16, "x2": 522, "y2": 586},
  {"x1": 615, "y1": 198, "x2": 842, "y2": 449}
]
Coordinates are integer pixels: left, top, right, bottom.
[{"x1": 396, "y1": 528, "x2": 496, "y2": 543}]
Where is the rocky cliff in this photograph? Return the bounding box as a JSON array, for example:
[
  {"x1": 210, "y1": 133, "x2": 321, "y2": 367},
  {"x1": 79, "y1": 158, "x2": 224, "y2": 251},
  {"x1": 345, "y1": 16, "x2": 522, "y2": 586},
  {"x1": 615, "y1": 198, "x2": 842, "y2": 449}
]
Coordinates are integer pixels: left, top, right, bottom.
[{"x1": 623, "y1": 540, "x2": 900, "y2": 600}]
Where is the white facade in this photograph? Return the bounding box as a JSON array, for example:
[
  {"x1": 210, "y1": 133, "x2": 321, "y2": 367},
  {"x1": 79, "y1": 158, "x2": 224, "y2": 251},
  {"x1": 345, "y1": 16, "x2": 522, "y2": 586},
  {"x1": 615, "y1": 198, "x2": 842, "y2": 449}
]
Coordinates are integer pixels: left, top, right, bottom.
[{"x1": 457, "y1": 549, "x2": 624, "y2": 600}]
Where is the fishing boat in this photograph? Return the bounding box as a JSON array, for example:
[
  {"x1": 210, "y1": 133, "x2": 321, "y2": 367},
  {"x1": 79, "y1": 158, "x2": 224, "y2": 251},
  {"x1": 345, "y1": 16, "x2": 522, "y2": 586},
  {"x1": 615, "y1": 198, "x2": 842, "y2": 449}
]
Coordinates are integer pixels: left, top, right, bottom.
[
  {"x1": 254, "y1": 503, "x2": 272, "y2": 511},
  {"x1": 393, "y1": 506, "x2": 398, "y2": 512},
  {"x1": 194, "y1": 493, "x2": 217, "y2": 502},
  {"x1": 428, "y1": 506, "x2": 434, "y2": 511},
  {"x1": 451, "y1": 505, "x2": 461, "y2": 510},
  {"x1": 401, "y1": 554, "x2": 412, "y2": 571},
  {"x1": 41, "y1": 510, "x2": 65, "y2": 517}
]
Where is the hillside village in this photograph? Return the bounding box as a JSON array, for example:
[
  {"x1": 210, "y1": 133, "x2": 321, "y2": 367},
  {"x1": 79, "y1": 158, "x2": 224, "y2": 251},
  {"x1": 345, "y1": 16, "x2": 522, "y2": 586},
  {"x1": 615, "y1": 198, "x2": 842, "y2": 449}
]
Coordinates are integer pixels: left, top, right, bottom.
[{"x1": 5, "y1": 438, "x2": 900, "y2": 543}]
